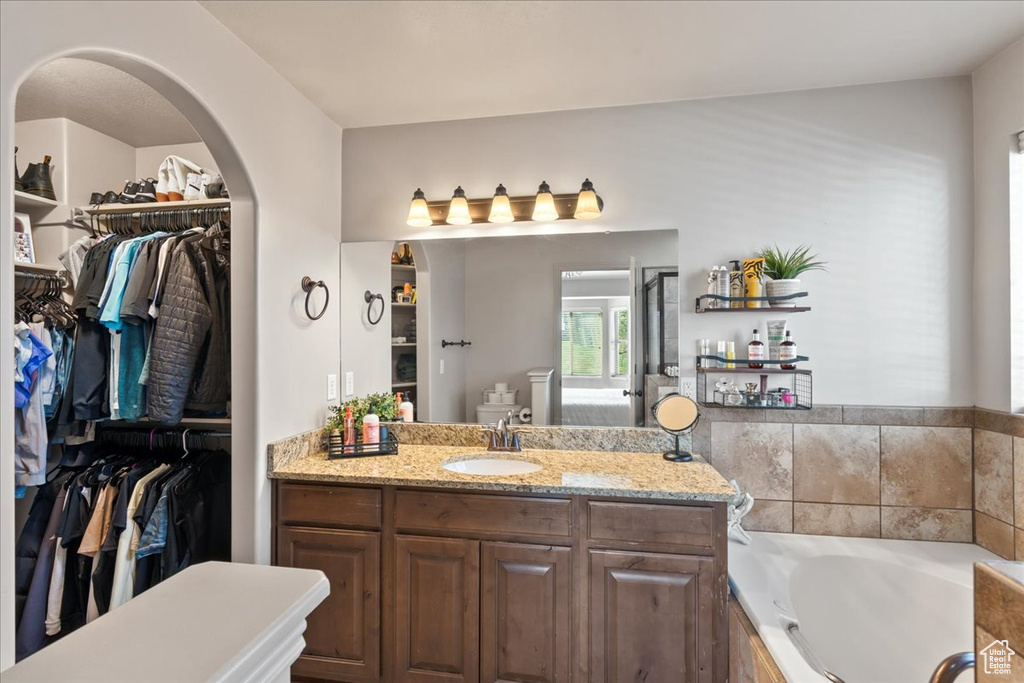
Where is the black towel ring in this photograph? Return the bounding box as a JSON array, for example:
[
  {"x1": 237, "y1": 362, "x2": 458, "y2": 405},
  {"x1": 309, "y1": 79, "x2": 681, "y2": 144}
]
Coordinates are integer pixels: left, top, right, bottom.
[
  {"x1": 301, "y1": 276, "x2": 330, "y2": 321},
  {"x1": 364, "y1": 290, "x2": 385, "y2": 326}
]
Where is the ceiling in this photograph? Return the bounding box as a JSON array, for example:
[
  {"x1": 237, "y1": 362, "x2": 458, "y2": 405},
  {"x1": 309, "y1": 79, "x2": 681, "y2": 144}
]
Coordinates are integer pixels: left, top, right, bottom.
[
  {"x1": 200, "y1": 0, "x2": 1024, "y2": 129},
  {"x1": 15, "y1": 58, "x2": 201, "y2": 147}
]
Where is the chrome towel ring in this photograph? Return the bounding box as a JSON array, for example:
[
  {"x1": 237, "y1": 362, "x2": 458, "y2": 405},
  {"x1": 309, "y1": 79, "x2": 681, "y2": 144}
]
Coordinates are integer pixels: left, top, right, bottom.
[
  {"x1": 364, "y1": 290, "x2": 384, "y2": 326},
  {"x1": 301, "y1": 276, "x2": 330, "y2": 321}
]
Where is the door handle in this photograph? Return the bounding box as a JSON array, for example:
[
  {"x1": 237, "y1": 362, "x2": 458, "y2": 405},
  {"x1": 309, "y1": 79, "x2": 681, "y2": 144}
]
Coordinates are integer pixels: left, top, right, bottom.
[{"x1": 623, "y1": 389, "x2": 644, "y2": 398}]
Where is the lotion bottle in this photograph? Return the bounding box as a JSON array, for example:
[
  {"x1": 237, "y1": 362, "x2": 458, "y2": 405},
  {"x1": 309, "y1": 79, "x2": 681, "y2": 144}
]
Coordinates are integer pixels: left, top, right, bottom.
[
  {"x1": 747, "y1": 329, "x2": 765, "y2": 369},
  {"x1": 362, "y1": 408, "x2": 380, "y2": 444},
  {"x1": 399, "y1": 394, "x2": 414, "y2": 422},
  {"x1": 343, "y1": 405, "x2": 355, "y2": 446}
]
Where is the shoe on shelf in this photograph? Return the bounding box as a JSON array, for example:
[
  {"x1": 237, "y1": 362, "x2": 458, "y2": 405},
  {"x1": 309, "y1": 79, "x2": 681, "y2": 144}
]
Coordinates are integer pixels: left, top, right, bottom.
[
  {"x1": 183, "y1": 172, "x2": 210, "y2": 201},
  {"x1": 90, "y1": 192, "x2": 105, "y2": 204},
  {"x1": 14, "y1": 147, "x2": 22, "y2": 192},
  {"x1": 20, "y1": 155, "x2": 56, "y2": 201},
  {"x1": 134, "y1": 178, "x2": 157, "y2": 203},
  {"x1": 117, "y1": 180, "x2": 139, "y2": 204},
  {"x1": 102, "y1": 191, "x2": 120, "y2": 204}
]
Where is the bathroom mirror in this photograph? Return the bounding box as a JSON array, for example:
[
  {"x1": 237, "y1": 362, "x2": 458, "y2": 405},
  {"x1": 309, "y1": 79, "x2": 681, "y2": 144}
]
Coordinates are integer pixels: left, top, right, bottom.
[
  {"x1": 652, "y1": 394, "x2": 700, "y2": 462},
  {"x1": 339, "y1": 229, "x2": 680, "y2": 428}
]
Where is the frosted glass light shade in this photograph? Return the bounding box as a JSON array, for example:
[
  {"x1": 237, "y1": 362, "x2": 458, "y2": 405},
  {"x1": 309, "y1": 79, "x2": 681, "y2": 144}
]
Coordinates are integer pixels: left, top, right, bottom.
[
  {"x1": 488, "y1": 184, "x2": 514, "y2": 223},
  {"x1": 573, "y1": 179, "x2": 602, "y2": 220},
  {"x1": 446, "y1": 186, "x2": 472, "y2": 225},
  {"x1": 406, "y1": 188, "x2": 432, "y2": 227},
  {"x1": 532, "y1": 181, "x2": 559, "y2": 222}
]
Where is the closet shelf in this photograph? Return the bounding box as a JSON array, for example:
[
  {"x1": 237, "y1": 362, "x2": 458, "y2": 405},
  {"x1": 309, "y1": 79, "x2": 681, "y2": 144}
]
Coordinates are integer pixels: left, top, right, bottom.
[
  {"x1": 392, "y1": 342, "x2": 416, "y2": 348},
  {"x1": 78, "y1": 197, "x2": 230, "y2": 215},
  {"x1": 391, "y1": 264, "x2": 416, "y2": 271},
  {"x1": 109, "y1": 416, "x2": 233, "y2": 428},
  {"x1": 15, "y1": 262, "x2": 64, "y2": 275},
  {"x1": 15, "y1": 190, "x2": 60, "y2": 211},
  {"x1": 392, "y1": 302, "x2": 416, "y2": 308},
  {"x1": 391, "y1": 381, "x2": 417, "y2": 388}
]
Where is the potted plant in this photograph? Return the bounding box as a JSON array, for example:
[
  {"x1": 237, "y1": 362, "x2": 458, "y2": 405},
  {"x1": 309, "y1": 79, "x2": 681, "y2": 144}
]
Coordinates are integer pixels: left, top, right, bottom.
[
  {"x1": 325, "y1": 392, "x2": 399, "y2": 439},
  {"x1": 758, "y1": 244, "x2": 827, "y2": 307}
]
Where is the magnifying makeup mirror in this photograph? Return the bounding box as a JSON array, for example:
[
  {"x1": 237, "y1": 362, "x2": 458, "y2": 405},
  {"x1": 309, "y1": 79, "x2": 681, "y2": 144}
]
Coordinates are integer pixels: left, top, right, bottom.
[{"x1": 652, "y1": 394, "x2": 700, "y2": 462}]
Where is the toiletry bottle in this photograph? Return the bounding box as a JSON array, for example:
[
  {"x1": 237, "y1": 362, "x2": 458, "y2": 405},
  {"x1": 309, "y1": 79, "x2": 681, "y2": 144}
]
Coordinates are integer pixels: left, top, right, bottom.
[
  {"x1": 780, "y1": 330, "x2": 798, "y2": 370},
  {"x1": 343, "y1": 405, "x2": 356, "y2": 446},
  {"x1": 717, "y1": 341, "x2": 727, "y2": 369},
  {"x1": 362, "y1": 408, "x2": 380, "y2": 445},
  {"x1": 743, "y1": 258, "x2": 765, "y2": 308},
  {"x1": 395, "y1": 392, "x2": 403, "y2": 416},
  {"x1": 706, "y1": 267, "x2": 718, "y2": 309},
  {"x1": 400, "y1": 394, "x2": 414, "y2": 422},
  {"x1": 729, "y1": 261, "x2": 743, "y2": 308},
  {"x1": 747, "y1": 329, "x2": 765, "y2": 369},
  {"x1": 715, "y1": 265, "x2": 729, "y2": 303},
  {"x1": 726, "y1": 341, "x2": 736, "y2": 369}
]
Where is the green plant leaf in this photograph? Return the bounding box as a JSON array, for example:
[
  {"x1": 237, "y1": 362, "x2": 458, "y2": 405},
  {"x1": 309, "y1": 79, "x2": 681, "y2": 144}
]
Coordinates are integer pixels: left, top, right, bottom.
[{"x1": 758, "y1": 244, "x2": 828, "y2": 280}]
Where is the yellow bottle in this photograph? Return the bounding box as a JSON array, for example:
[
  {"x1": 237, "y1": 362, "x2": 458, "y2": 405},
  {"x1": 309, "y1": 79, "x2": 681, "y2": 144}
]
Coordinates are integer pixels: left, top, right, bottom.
[{"x1": 743, "y1": 258, "x2": 765, "y2": 308}]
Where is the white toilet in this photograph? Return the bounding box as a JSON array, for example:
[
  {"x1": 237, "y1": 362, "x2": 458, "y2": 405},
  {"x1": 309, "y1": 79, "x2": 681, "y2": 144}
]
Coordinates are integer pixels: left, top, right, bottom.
[{"x1": 476, "y1": 403, "x2": 522, "y2": 425}]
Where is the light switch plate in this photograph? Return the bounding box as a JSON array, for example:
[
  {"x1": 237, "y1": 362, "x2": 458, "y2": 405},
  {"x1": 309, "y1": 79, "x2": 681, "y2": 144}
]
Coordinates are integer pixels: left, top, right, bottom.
[
  {"x1": 440, "y1": 359, "x2": 445, "y2": 375},
  {"x1": 344, "y1": 371, "x2": 354, "y2": 396},
  {"x1": 327, "y1": 374, "x2": 338, "y2": 401}
]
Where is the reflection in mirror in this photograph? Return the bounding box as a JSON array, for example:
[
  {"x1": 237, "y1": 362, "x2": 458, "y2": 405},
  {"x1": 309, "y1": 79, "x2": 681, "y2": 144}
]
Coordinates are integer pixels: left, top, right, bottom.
[
  {"x1": 652, "y1": 394, "x2": 700, "y2": 462},
  {"x1": 339, "y1": 229, "x2": 679, "y2": 429}
]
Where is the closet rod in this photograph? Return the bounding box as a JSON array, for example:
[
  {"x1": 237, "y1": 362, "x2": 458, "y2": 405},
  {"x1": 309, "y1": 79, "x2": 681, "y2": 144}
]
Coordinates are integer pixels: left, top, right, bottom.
[{"x1": 72, "y1": 206, "x2": 230, "y2": 221}]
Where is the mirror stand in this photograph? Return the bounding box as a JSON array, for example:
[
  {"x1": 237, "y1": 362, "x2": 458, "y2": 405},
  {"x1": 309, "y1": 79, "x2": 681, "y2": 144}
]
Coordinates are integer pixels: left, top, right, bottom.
[{"x1": 663, "y1": 433, "x2": 693, "y2": 462}]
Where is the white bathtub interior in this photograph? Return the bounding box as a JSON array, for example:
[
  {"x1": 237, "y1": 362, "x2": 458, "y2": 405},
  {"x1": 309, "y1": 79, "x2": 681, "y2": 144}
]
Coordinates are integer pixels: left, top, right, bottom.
[{"x1": 729, "y1": 532, "x2": 1001, "y2": 683}]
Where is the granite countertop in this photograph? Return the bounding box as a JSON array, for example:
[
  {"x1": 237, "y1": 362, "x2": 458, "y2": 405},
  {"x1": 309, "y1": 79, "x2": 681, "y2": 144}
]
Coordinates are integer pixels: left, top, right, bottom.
[{"x1": 269, "y1": 443, "x2": 736, "y2": 501}]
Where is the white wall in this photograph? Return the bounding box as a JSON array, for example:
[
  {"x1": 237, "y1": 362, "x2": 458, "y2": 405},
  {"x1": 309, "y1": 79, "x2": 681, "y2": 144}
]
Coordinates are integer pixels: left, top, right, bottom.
[
  {"x1": 339, "y1": 242, "x2": 394, "y2": 399},
  {"x1": 419, "y1": 240, "x2": 466, "y2": 423},
  {"x1": 343, "y1": 77, "x2": 975, "y2": 407},
  {"x1": 972, "y1": 38, "x2": 1024, "y2": 413},
  {"x1": 462, "y1": 231, "x2": 677, "y2": 421},
  {"x1": 1, "y1": 1, "x2": 342, "y2": 667},
  {"x1": 136, "y1": 141, "x2": 219, "y2": 180}
]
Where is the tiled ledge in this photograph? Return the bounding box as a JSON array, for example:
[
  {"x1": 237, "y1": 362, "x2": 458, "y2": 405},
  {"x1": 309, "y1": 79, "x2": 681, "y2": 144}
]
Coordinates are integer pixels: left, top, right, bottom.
[{"x1": 975, "y1": 562, "x2": 1024, "y2": 676}]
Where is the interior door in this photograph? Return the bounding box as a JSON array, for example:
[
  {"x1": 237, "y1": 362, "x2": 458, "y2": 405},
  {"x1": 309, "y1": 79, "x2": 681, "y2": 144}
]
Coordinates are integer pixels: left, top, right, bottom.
[{"x1": 629, "y1": 259, "x2": 645, "y2": 427}]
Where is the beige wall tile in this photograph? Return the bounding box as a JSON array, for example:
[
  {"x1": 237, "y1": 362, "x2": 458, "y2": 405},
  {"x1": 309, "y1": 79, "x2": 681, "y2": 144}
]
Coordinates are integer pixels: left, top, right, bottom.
[
  {"x1": 975, "y1": 563, "x2": 1024, "y2": 666},
  {"x1": 880, "y1": 507, "x2": 973, "y2": 542},
  {"x1": 1016, "y1": 437, "x2": 1023, "y2": 529},
  {"x1": 977, "y1": 625, "x2": 1024, "y2": 683},
  {"x1": 1016, "y1": 528, "x2": 1023, "y2": 561},
  {"x1": 743, "y1": 500, "x2": 792, "y2": 533},
  {"x1": 975, "y1": 409, "x2": 1024, "y2": 438},
  {"x1": 793, "y1": 503, "x2": 879, "y2": 538},
  {"x1": 976, "y1": 511, "x2": 1016, "y2": 560},
  {"x1": 976, "y1": 430, "x2": 1015, "y2": 524},
  {"x1": 920, "y1": 407, "x2": 975, "y2": 427},
  {"x1": 843, "y1": 406, "x2": 923, "y2": 426},
  {"x1": 711, "y1": 423, "x2": 793, "y2": 500},
  {"x1": 880, "y1": 426, "x2": 972, "y2": 508},
  {"x1": 793, "y1": 424, "x2": 879, "y2": 504},
  {"x1": 764, "y1": 405, "x2": 842, "y2": 424}
]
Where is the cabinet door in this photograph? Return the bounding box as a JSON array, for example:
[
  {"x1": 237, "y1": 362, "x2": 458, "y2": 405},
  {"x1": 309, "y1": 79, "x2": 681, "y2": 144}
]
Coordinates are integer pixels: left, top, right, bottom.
[
  {"x1": 395, "y1": 536, "x2": 480, "y2": 682},
  {"x1": 589, "y1": 550, "x2": 716, "y2": 683},
  {"x1": 277, "y1": 527, "x2": 380, "y2": 682},
  {"x1": 480, "y1": 542, "x2": 571, "y2": 683}
]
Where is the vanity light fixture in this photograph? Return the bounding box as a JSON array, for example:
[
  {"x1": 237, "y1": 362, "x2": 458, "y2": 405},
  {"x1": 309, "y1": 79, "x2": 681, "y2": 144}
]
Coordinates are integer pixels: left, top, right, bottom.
[
  {"x1": 445, "y1": 186, "x2": 472, "y2": 225},
  {"x1": 487, "y1": 184, "x2": 514, "y2": 223},
  {"x1": 406, "y1": 188, "x2": 432, "y2": 227},
  {"x1": 573, "y1": 178, "x2": 603, "y2": 220},
  {"x1": 531, "y1": 181, "x2": 559, "y2": 222}
]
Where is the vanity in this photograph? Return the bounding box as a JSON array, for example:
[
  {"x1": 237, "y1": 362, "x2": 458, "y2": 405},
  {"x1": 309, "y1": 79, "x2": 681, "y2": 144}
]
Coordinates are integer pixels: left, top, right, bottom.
[{"x1": 269, "y1": 433, "x2": 734, "y2": 683}]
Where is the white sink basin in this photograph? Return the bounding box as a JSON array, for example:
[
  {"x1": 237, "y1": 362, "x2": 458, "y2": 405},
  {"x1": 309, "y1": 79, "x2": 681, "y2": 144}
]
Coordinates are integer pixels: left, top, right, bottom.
[{"x1": 442, "y1": 455, "x2": 543, "y2": 476}]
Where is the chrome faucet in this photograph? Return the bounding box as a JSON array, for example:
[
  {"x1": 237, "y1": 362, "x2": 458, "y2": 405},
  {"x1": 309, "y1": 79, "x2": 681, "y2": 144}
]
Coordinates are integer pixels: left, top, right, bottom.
[{"x1": 483, "y1": 410, "x2": 521, "y2": 452}]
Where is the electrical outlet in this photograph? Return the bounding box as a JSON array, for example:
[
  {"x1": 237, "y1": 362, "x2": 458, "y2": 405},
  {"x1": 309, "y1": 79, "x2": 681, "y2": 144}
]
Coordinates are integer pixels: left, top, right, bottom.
[
  {"x1": 327, "y1": 374, "x2": 338, "y2": 401},
  {"x1": 344, "y1": 371, "x2": 354, "y2": 396},
  {"x1": 440, "y1": 359, "x2": 445, "y2": 375},
  {"x1": 680, "y1": 377, "x2": 697, "y2": 400}
]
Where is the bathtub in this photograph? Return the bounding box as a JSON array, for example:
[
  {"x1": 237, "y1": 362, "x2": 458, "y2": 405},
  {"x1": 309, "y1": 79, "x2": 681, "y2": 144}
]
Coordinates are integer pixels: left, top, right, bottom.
[{"x1": 729, "y1": 532, "x2": 1001, "y2": 683}]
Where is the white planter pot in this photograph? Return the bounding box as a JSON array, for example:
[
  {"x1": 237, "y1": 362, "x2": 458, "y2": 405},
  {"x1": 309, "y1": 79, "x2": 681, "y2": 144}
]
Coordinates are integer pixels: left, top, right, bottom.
[{"x1": 766, "y1": 279, "x2": 801, "y2": 307}]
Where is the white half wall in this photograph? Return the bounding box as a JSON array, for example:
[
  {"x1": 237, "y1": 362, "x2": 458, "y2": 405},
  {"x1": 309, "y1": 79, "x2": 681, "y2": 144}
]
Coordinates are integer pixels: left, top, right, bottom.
[
  {"x1": 972, "y1": 38, "x2": 1024, "y2": 414},
  {"x1": 343, "y1": 77, "x2": 975, "y2": 406}
]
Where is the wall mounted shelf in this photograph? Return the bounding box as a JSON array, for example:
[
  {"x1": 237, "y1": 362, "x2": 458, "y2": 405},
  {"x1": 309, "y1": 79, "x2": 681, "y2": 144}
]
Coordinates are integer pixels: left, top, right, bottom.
[
  {"x1": 15, "y1": 190, "x2": 60, "y2": 211},
  {"x1": 695, "y1": 292, "x2": 809, "y2": 313},
  {"x1": 392, "y1": 302, "x2": 416, "y2": 308}
]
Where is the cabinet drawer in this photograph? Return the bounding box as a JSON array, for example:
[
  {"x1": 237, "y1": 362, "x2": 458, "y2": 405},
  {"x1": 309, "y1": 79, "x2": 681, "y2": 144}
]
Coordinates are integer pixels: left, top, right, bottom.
[
  {"x1": 278, "y1": 483, "x2": 381, "y2": 529},
  {"x1": 395, "y1": 490, "x2": 572, "y2": 539},
  {"x1": 588, "y1": 500, "x2": 714, "y2": 549}
]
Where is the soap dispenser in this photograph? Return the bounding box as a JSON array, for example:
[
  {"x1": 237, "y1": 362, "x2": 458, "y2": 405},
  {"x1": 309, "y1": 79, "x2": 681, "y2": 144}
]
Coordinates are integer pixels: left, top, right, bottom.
[
  {"x1": 399, "y1": 394, "x2": 414, "y2": 423},
  {"x1": 362, "y1": 408, "x2": 380, "y2": 444}
]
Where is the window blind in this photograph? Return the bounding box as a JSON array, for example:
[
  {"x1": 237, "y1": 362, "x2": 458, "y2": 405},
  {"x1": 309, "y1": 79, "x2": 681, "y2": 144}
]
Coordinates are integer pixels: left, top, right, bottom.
[{"x1": 561, "y1": 310, "x2": 603, "y2": 377}]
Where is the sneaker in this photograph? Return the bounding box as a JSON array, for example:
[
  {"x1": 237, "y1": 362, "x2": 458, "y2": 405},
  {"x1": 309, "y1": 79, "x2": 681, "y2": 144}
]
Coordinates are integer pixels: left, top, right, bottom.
[
  {"x1": 134, "y1": 178, "x2": 157, "y2": 203},
  {"x1": 117, "y1": 180, "x2": 138, "y2": 204},
  {"x1": 20, "y1": 155, "x2": 56, "y2": 200},
  {"x1": 102, "y1": 191, "x2": 120, "y2": 204},
  {"x1": 90, "y1": 192, "x2": 105, "y2": 204},
  {"x1": 155, "y1": 170, "x2": 170, "y2": 202},
  {"x1": 14, "y1": 147, "x2": 22, "y2": 192},
  {"x1": 183, "y1": 172, "x2": 209, "y2": 201}
]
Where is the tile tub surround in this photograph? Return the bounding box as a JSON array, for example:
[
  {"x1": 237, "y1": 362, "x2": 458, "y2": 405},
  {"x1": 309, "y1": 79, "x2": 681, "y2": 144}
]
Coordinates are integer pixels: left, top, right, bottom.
[
  {"x1": 699, "y1": 405, "x2": 1024, "y2": 549},
  {"x1": 268, "y1": 443, "x2": 735, "y2": 501},
  {"x1": 975, "y1": 562, "x2": 1024, "y2": 683}
]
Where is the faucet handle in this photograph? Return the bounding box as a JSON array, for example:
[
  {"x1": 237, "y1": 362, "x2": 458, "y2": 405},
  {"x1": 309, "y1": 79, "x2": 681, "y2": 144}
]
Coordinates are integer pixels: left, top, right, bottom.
[{"x1": 509, "y1": 432, "x2": 522, "y2": 452}]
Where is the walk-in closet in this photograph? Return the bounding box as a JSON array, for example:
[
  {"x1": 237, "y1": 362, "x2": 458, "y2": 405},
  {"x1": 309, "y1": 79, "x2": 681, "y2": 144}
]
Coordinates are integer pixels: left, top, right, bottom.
[{"x1": 9, "y1": 58, "x2": 243, "y2": 660}]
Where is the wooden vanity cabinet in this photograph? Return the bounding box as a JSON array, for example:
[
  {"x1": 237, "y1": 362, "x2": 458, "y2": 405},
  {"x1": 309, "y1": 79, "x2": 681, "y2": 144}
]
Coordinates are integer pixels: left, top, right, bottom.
[{"x1": 273, "y1": 482, "x2": 727, "y2": 683}]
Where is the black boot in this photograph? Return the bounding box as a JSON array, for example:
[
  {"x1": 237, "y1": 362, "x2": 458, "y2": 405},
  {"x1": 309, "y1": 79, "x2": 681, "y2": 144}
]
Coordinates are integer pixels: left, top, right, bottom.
[
  {"x1": 20, "y1": 155, "x2": 56, "y2": 201},
  {"x1": 134, "y1": 178, "x2": 157, "y2": 203},
  {"x1": 14, "y1": 147, "x2": 22, "y2": 192}
]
